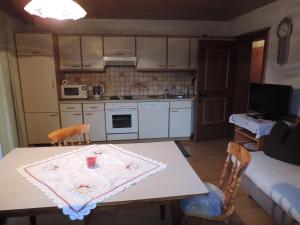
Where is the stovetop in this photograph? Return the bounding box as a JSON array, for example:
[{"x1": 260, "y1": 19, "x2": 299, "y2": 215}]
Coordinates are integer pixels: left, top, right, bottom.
[{"x1": 109, "y1": 96, "x2": 134, "y2": 100}]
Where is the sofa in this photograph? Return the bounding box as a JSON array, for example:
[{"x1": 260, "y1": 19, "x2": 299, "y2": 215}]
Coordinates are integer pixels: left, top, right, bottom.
[{"x1": 241, "y1": 121, "x2": 300, "y2": 225}]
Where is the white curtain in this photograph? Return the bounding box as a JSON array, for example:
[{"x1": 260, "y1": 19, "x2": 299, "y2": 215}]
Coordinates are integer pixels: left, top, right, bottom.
[{"x1": 0, "y1": 11, "x2": 19, "y2": 156}]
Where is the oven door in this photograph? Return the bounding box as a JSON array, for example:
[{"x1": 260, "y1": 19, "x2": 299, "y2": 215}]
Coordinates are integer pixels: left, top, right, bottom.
[{"x1": 105, "y1": 109, "x2": 138, "y2": 134}]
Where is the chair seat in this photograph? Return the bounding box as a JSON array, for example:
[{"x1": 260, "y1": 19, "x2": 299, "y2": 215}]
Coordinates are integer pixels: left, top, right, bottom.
[{"x1": 180, "y1": 182, "x2": 225, "y2": 218}]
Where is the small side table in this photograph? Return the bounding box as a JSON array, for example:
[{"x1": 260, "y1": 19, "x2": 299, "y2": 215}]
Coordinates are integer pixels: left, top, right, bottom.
[{"x1": 229, "y1": 114, "x2": 276, "y2": 151}]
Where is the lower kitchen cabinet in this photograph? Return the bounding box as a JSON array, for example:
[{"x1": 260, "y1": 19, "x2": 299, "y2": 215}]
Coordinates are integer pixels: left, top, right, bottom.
[
  {"x1": 83, "y1": 103, "x2": 106, "y2": 141},
  {"x1": 138, "y1": 102, "x2": 169, "y2": 139},
  {"x1": 60, "y1": 111, "x2": 83, "y2": 127},
  {"x1": 25, "y1": 112, "x2": 60, "y2": 144},
  {"x1": 169, "y1": 101, "x2": 192, "y2": 138},
  {"x1": 60, "y1": 104, "x2": 83, "y2": 142}
]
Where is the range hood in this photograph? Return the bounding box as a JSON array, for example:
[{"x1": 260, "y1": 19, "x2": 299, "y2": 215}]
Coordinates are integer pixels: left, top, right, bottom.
[{"x1": 103, "y1": 56, "x2": 137, "y2": 67}]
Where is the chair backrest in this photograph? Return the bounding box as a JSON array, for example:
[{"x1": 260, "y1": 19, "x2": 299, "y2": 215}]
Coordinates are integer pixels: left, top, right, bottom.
[
  {"x1": 218, "y1": 142, "x2": 251, "y2": 218},
  {"x1": 48, "y1": 124, "x2": 91, "y2": 146}
]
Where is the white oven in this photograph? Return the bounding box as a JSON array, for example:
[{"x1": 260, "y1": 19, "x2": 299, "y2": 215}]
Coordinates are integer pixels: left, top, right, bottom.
[
  {"x1": 61, "y1": 84, "x2": 88, "y2": 99},
  {"x1": 105, "y1": 103, "x2": 138, "y2": 137}
]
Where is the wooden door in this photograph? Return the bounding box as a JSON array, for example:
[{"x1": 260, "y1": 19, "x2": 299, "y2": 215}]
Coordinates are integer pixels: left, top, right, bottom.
[{"x1": 194, "y1": 40, "x2": 235, "y2": 141}]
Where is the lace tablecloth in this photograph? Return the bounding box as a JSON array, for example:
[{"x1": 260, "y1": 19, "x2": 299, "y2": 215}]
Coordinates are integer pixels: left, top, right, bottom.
[
  {"x1": 229, "y1": 114, "x2": 275, "y2": 138},
  {"x1": 17, "y1": 144, "x2": 167, "y2": 220}
]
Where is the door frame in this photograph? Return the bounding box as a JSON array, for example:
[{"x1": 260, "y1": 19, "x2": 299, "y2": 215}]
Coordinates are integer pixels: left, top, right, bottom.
[{"x1": 235, "y1": 27, "x2": 270, "y2": 83}]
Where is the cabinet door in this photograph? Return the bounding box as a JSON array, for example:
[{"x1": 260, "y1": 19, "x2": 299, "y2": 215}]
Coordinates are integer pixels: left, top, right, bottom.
[
  {"x1": 60, "y1": 111, "x2": 83, "y2": 142},
  {"x1": 58, "y1": 36, "x2": 82, "y2": 70},
  {"x1": 60, "y1": 111, "x2": 83, "y2": 127},
  {"x1": 25, "y1": 113, "x2": 60, "y2": 144},
  {"x1": 103, "y1": 37, "x2": 135, "y2": 56},
  {"x1": 167, "y1": 38, "x2": 189, "y2": 69},
  {"x1": 83, "y1": 110, "x2": 106, "y2": 141},
  {"x1": 169, "y1": 108, "x2": 192, "y2": 137},
  {"x1": 16, "y1": 33, "x2": 53, "y2": 56},
  {"x1": 190, "y1": 38, "x2": 199, "y2": 70},
  {"x1": 18, "y1": 56, "x2": 58, "y2": 113},
  {"x1": 136, "y1": 37, "x2": 167, "y2": 69},
  {"x1": 81, "y1": 36, "x2": 104, "y2": 70}
]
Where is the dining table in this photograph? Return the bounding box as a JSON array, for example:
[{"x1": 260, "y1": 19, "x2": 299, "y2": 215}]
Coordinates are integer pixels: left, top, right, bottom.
[{"x1": 0, "y1": 141, "x2": 208, "y2": 225}]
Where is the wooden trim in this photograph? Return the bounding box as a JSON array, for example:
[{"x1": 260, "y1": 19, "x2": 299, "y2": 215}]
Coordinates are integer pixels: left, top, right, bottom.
[{"x1": 13, "y1": 33, "x2": 30, "y2": 146}]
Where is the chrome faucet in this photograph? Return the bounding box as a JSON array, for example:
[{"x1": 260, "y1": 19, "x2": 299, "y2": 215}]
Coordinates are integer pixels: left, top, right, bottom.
[
  {"x1": 164, "y1": 88, "x2": 169, "y2": 99},
  {"x1": 184, "y1": 86, "x2": 189, "y2": 97}
]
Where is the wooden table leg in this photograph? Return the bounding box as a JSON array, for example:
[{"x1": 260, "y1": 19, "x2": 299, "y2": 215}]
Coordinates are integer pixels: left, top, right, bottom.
[
  {"x1": 29, "y1": 215, "x2": 37, "y2": 225},
  {"x1": 171, "y1": 200, "x2": 182, "y2": 225},
  {"x1": 0, "y1": 217, "x2": 6, "y2": 225},
  {"x1": 160, "y1": 205, "x2": 165, "y2": 220}
]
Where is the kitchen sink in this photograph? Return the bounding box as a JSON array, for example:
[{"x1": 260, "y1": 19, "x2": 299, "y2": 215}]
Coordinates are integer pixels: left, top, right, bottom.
[{"x1": 147, "y1": 95, "x2": 193, "y2": 99}]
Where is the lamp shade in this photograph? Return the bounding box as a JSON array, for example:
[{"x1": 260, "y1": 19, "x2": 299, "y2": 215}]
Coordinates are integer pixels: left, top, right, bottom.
[{"x1": 24, "y1": 0, "x2": 87, "y2": 20}]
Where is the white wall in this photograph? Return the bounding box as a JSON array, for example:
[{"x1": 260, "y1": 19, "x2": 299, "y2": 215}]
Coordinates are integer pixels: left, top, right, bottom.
[
  {"x1": 230, "y1": 0, "x2": 300, "y2": 88},
  {"x1": 0, "y1": 11, "x2": 20, "y2": 155},
  {"x1": 24, "y1": 18, "x2": 230, "y2": 36},
  {"x1": 229, "y1": 0, "x2": 300, "y2": 115}
]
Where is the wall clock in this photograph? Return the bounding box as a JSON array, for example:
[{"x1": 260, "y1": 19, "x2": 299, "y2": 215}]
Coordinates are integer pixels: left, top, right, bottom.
[{"x1": 277, "y1": 17, "x2": 293, "y2": 65}]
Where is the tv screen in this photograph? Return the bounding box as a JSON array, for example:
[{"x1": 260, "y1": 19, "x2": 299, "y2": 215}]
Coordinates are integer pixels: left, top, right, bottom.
[{"x1": 248, "y1": 83, "x2": 292, "y2": 118}]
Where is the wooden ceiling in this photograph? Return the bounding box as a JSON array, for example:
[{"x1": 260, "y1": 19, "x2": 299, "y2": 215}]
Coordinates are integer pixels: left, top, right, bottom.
[{"x1": 1, "y1": 0, "x2": 277, "y2": 22}]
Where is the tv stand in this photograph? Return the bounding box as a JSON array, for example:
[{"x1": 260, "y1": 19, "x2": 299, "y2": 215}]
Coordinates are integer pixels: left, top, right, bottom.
[{"x1": 229, "y1": 114, "x2": 276, "y2": 151}]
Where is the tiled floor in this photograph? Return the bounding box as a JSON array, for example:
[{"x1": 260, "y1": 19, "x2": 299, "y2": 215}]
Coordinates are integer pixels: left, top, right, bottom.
[{"x1": 3, "y1": 139, "x2": 277, "y2": 225}]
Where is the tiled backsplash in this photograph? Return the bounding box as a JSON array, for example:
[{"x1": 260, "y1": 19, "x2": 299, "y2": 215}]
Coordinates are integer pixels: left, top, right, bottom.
[{"x1": 65, "y1": 67, "x2": 195, "y2": 97}]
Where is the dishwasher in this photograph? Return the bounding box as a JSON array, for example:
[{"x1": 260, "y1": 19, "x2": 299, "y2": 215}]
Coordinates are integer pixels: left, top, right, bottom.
[{"x1": 138, "y1": 101, "x2": 169, "y2": 139}]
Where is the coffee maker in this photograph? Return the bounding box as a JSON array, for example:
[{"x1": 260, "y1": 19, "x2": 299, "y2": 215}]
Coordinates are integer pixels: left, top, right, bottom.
[{"x1": 93, "y1": 83, "x2": 104, "y2": 99}]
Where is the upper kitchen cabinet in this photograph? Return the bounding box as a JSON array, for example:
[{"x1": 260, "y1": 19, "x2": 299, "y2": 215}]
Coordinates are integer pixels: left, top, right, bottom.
[
  {"x1": 57, "y1": 36, "x2": 82, "y2": 70},
  {"x1": 81, "y1": 36, "x2": 104, "y2": 70},
  {"x1": 15, "y1": 33, "x2": 54, "y2": 56},
  {"x1": 103, "y1": 37, "x2": 135, "y2": 57},
  {"x1": 190, "y1": 38, "x2": 199, "y2": 70},
  {"x1": 167, "y1": 38, "x2": 189, "y2": 69},
  {"x1": 136, "y1": 37, "x2": 167, "y2": 70}
]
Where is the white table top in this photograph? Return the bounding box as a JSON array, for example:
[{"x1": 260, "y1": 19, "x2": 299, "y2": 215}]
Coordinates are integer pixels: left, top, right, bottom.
[{"x1": 0, "y1": 141, "x2": 207, "y2": 215}]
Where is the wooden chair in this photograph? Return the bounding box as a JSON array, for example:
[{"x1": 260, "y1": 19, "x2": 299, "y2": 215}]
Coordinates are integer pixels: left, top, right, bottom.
[
  {"x1": 180, "y1": 141, "x2": 251, "y2": 225},
  {"x1": 48, "y1": 124, "x2": 91, "y2": 146}
]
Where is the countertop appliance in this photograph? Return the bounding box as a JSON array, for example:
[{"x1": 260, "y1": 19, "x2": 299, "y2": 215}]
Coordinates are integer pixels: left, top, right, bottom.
[
  {"x1": 93, "y1": 83, "x2": 105, "y2": 98},
  {"x1": 61, "y1": 84, "x2": 88, "y2": 99},
  {"x1": 105, "y1": 102, "x2": 138, "y2": 140},
  {"x1": 138, "y1": 102, "x2": 169, "y2": 139}
]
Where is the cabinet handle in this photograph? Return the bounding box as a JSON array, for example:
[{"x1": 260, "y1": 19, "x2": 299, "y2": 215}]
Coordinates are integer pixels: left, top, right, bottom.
[
  {"x1": 85, "y1": 113, "x2": 93, "y2": 116},
  {"x1": 83, "y1": 65, "x2": 92, "y2": 67},
  {"x1": 49, "y1": 114, "x2": 58, "y2": 117},
  {"x1": 171, "y1": 110, "x2": 178, "y2": 112},
  {"x1": 169, "y1": 65, "x2": 176, "y2": 68},
  {"x1": 72, "y1": 113, "x2": 81, "y2": 116},
  {"x1": 51, "y1": 81, "x2": 55, "y2": 89},
  {"x1": 158, "y1": 65, "x2": 165, "y2": 68},
  {"x1": 89, "y1": 106, "x2": 98, "y2": 109},
  {"x1": 67, "y1": 107, "x2": 75, "y2": 110},
  {"x1": 71, "y1": 65, "x2": 81, "y2": 68},
  {"x1": 115, "y1": 53, "x2": 124, "y2": 56},
  {"x1": 31, "y1": 51, "x2": 40, "y2": 54}
]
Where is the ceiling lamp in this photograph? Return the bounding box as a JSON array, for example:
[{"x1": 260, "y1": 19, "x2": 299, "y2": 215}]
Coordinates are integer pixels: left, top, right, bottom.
[{"x1": 24, "y1": 0, "x2": 87, "y2": 20}]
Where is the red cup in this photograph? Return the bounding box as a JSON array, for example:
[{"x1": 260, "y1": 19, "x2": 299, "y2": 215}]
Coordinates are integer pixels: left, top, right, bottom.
[{"x1": 87, "y1": 156, "x2": 96, "y2": 168}]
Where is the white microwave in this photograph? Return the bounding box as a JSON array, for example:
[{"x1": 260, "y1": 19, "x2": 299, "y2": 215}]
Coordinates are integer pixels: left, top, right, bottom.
[{"x1": 61, "y1": 85, "x2": 88, "y2": 99}]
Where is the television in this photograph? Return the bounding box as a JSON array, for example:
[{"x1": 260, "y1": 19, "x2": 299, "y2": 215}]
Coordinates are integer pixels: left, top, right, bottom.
[{"x1": 248, "y1": 83, "x2": 292, "y2": 119}]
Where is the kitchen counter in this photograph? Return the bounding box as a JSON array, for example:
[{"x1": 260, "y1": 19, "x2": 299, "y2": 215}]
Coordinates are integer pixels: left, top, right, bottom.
[{"x1": 59, "y1": 95, "x2": 195, "y2": 104}]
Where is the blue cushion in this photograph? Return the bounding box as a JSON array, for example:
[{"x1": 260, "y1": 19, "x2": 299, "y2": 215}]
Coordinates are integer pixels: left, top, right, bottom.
[{"x1": 180, "y1": 182, "x2": 224, "y2": 217}]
